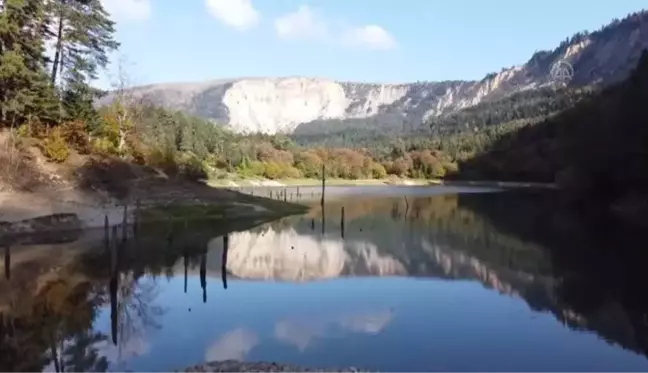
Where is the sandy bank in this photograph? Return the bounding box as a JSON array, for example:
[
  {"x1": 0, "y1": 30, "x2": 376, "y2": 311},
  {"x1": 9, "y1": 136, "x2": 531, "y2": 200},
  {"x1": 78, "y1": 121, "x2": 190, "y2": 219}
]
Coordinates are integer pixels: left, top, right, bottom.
[{"x1": 0, "y1": 190, "x2": 126, "y2": 229}]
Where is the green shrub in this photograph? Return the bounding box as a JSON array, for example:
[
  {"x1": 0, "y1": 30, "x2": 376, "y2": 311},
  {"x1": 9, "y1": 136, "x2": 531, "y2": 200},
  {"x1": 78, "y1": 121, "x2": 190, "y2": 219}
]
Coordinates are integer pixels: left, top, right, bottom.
[
  {"x1": 178, "y1": 152, "x2": 208, "y2": 181},
  {"x1": 237, "y1": 160, "x2": 265, "y2": 177},
  {"x1": 91, "y1": 136, "x2": 119, "y2": 155},
  {"x1": 146, "y1": 144, "x2": 177, "y2": 174},
  {"x1": 370, "y1": 162, "x2": 388, "y2": 179},
  {"x1": 60, "y1": 120, "x2": 90, "y2": 153},
  {"x1": 15, "y1": 124, "x2": 31, "y2": 138},
  {"x1": 42, "y1": 128, "x2": 70, "y2": 163}
]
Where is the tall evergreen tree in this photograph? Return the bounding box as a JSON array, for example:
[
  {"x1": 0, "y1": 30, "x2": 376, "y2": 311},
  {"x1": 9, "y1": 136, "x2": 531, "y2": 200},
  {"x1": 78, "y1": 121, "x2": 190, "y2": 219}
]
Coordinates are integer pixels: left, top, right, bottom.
[
  {"x1": 48, "y1": 0, "x2": 119, "y2": 85},
  {"x1": 0, "y1": 0, "x2": 57, "y2": 126}
]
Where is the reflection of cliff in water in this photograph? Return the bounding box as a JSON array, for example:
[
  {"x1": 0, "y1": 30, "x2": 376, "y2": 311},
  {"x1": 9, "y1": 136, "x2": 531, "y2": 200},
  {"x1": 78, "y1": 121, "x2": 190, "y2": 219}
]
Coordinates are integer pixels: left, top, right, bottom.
[
  {"x1": 3, "y1": 191, "x2": 648, "y2": 368},
  {"x1": 204, "y1": 191, "x2": 648, "y2": 361},
  {"x1": 213, "y1": 194, "x2": 552, "y2": 288}
]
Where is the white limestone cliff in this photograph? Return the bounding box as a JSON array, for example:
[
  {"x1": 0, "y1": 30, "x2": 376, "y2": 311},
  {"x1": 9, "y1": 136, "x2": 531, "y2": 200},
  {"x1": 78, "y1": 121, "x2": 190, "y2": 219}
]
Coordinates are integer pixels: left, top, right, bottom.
[{"x1": 98, "y1": 12, "x2": 648, "y2": 135}]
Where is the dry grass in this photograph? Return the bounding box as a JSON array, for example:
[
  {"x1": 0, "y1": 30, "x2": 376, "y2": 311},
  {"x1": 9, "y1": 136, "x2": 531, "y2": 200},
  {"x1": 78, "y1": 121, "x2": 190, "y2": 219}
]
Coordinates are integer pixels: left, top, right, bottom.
[{"x1": 0, "y1": 131, "x2": 43, "y2": 192}]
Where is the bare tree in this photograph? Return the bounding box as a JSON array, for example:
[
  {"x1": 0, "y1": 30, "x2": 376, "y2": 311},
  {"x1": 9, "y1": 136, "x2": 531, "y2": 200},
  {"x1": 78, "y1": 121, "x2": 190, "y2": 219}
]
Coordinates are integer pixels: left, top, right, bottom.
[{"x1": 107, "y1": 56, "x2": 143, "y2": 155}]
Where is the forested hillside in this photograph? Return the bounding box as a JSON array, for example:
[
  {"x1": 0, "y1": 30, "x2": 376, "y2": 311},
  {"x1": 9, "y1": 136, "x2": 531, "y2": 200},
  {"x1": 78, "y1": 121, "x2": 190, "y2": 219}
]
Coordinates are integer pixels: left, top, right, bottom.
[
  {"x1": 3, "y1": 0, "x2": 648, "y2": 200},
  {"x1": 458, "y1": 50, "x2": 648, "y2": 214},
  {"x1": 292, "y1": 86, "x2": 595, "y2": 142},
  {"x1": 0, "y1": 0, "x2": 460, "y2": 185}
]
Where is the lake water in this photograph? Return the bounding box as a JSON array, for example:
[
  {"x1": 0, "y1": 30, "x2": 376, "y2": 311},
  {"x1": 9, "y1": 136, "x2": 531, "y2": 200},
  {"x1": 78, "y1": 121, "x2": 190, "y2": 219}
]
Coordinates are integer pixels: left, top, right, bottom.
[{"x1": 3, "y1": 186, "x2": 648, "y2": 372}]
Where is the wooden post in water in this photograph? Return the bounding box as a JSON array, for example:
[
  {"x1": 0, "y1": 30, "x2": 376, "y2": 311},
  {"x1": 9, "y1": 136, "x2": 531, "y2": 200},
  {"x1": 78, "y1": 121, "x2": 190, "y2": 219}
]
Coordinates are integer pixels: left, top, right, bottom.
[
  {"x1": 200, "y1": 250, "x2": 207, "y2": 303},
  {"x1": 222, "y1": 234, "x2": 229, "y2": 290},
  {"x1": 341, "y1": 206, "x2": 345, "y2": 239},
  {"x1": 110, "y1": 273, "x2": 118, "y2": 345},
  {"x1": 111, "y1": 226, "x2": 118, "y2": 272},
  {"x1": 167, "y1": 216, "x2": 174, "y2": 248},
  {"x1": 296, "y1": 186, "x2": 300, "y2": 199},
  {"x1": 321, "y1": 164, "x2": 326, "y2": 207},
  {"x1": 4, "y1": 246, "x2": 10, "y2": 280},
  {"x1": 321, "y1": 166, "x2": 326, "y2": 235},
  {"x1": 404, "y1": 197, "x2": 410, "y2": 218},
  {"x1": 270, "y1": 190, "x2": 273, "y2": 199},
  {"x1": 311, "y1": 218, "x2": 315, "y2": 231},
  {"x1": 122, "y1": 204, "x2": 128, "y2": 243},
  {"x1": 104, "y1": 215, "x2": 109, "y2": 248},
  {"x1": 284, "y1": 189, "x2": 287, "y2": 202},
  {"x1": 109, "y1": 240, "x2": 119, "y2": 347},
  {"x1": 183, "y1": 251, "x2": 188, "y2": 294},
  {"x1": 134, "y1": 199, "x2": 140, "y2": 237},
  {"x1": 110, "y1": 220, "x2": 119, "y2": 348}
]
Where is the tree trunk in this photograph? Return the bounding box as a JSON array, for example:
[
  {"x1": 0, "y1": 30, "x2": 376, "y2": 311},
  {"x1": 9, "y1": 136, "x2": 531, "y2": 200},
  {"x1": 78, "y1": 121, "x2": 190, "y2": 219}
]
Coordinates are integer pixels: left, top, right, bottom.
[
  {"x1": 118, "y1": 126, "x2": 126, "y2": 152},
  {"x1": 50, "y1": 8, "x2": 65, "y2": 85},
  {"x1": 118, "y1": 107, "x2": 128, "y2": 153}
]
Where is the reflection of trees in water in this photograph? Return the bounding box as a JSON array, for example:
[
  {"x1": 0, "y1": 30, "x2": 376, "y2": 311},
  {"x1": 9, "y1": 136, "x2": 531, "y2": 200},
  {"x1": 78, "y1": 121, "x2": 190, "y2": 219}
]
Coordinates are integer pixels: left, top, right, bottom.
[
  {"x1": 249, "y1": 191, "x2": 648, "y2": 361},
  {"x1": 0, "y1": 235, "x2": 174, "y2": 371},
  {"x1": 457, "y1": 191, "x2": 648, "y2": 360},
  {"x1": 0, "y1": 211, "x2": 269, "y2": 371},
  {"x1": 114, "y1": 272, "x2": 163, "y2": 361},
  {"x1": 61, "y1": 331, "x2": 110, "y2": 372},
  {"x1": 4, "y1": 191, "x2": 648, "y2": 366},
  {"x1": 0, "y1": 277, "x2": 108, "y2": 372},
  {"x1": 17, "y1": 271, "x2": 163, "y2": 372}
]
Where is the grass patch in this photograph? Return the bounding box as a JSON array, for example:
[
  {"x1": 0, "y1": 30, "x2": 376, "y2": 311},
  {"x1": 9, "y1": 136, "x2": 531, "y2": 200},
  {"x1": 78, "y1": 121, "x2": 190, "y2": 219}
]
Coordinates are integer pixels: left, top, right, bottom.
[
  {"x1": 231, "y1": 191, "x2": 309, "y2": 216},
  {"x1": 137, "y1": 204, "x2": 230, "y2": 222},
  {"x1": 137, "y1": 195, "x2": 308, "y2": 225}
]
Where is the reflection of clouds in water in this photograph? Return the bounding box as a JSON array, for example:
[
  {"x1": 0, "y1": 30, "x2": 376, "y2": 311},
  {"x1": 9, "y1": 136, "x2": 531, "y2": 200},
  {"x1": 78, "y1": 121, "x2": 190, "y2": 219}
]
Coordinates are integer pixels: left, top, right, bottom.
[
  {"x1": 205, "y1": 328, "x2": 259, "y2": 362},
  {"x1": 339, "y1": 311, "x2": 393, "y2": 334},
  {"x1": 275, "y1": 309, "x2": 394, "y2": 351},
  {"x1": 275, "y1": 318, "x2": 326, "y2": 351}
]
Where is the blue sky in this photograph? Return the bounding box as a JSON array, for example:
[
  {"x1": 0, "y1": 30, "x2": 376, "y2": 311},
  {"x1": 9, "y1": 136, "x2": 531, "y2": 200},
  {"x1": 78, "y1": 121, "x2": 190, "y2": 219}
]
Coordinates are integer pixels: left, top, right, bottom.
[{"x1": 98, "y1": 0, "x2": 646, "y2": 88}]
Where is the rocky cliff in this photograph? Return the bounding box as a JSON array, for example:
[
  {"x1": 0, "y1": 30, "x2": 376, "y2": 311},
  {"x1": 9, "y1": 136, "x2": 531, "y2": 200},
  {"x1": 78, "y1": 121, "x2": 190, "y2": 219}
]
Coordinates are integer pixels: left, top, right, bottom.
[{"x1": 100, "y1": 11, "x2": 648, "y2": 135}]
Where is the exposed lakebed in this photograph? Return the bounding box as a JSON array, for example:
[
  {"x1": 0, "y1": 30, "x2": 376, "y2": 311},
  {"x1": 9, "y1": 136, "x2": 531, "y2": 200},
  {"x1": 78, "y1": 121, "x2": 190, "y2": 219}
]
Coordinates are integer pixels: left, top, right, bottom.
[{"x1": 2, "y1": 186, "x2": 648, "y2": 371}]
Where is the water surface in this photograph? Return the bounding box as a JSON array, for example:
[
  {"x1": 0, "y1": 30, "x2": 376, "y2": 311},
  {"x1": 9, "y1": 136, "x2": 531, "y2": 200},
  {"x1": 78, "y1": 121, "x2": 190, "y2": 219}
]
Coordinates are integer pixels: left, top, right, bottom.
[{"x1": 2, "y1": 186, "x2": 648, "y2": 372}]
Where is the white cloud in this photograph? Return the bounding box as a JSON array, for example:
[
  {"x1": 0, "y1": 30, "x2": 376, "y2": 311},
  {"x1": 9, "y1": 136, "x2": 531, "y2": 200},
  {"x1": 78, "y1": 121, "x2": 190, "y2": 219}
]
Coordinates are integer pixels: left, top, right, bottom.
[
  {"x1": 342, "y1": 25, "x2": 397, "y2": 51},
  {"x1": 101, "y1": 0, "x2": 152, "y2": 22},
  {"x1": 274, "y1": 5, "x2": 329, "y2": 42},
  {"x1": 205, "y1": 0, "x2": 261, "y2": 31},
  {"x1": 273, "y1": 5, "x2": 396, "y2": 51}
]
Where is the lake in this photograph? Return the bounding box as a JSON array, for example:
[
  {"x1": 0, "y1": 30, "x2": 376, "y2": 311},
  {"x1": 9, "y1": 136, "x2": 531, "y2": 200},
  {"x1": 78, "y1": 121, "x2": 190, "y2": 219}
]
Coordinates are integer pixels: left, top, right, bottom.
[{"x1": 3, "y1": 186, "x2": 648, "y2": 372}]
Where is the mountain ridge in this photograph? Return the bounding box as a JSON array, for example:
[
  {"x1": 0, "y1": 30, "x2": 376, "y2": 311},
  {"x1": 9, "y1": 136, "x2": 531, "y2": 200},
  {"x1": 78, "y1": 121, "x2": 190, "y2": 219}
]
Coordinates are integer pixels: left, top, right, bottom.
[{"x1": 99, "y1": 10, "x2": 648, "y2": 135}]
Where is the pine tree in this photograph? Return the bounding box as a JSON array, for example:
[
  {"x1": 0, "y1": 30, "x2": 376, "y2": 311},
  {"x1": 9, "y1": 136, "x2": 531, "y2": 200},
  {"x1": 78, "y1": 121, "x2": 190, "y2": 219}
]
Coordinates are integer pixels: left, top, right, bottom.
[
  {"x1": 60, "y1": 57, "x2": 104, "y2": 125},
  {"x1": 48, "y1": 0, "x2": 119, "y2": 85},
  {"x1": 0, "y1": 0, "x2": 57, "y2": 126}
]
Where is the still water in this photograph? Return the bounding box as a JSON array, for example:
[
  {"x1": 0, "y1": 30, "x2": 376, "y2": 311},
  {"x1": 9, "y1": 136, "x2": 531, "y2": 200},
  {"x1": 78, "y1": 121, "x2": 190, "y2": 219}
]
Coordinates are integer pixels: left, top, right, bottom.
[{"x1": 3, "y1": 186, "x2": 648, "y2": 371}]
